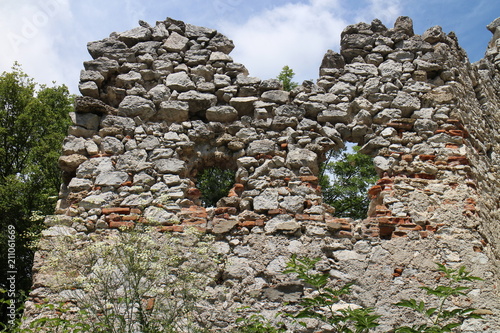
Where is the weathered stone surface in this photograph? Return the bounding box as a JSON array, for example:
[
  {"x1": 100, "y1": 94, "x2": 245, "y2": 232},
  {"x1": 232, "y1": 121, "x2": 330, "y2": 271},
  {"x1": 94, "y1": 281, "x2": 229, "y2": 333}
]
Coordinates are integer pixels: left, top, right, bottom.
[
  {"x1": 95, "y1": 171, "x2": 129, "y2": 186},
  {"x1": 224, "y1": 257, "x2": 254, "y2": 280},
  {"x1": 118, "y1": 27, "x2": 152, "y2": 46},
  {"x1": 163, "y1": 31, "x2": 189, "y2": 51},
  {"x1": 143, "y1": 206, "x2": 173, "y2": 224},
  {"x1": 68, "y1": 178, "x2": 93, "y2": 192},
  {"x1": 212, "y1": 219, "x2": 239, "y2": 234},
  {"x1": 58, "y1": 154, "x2": 88, "y2": 172},
  {"x1": 166, "y1": 72, "x2": 196, "y2": 91},
  {"x1": 391, "y1": 91, "x2": 421, "y2": 116},
  {"x1": 62, "y1": 137, "x2": 87, "y2": 155},
  {"x1": 153, "y1": 158, "x2": 186, "y2": 175},
  {"x1": 154, "y1": 101, "x2": 189, "y2": 122},
  {"x1": 75, "y1": 96, "x2": 117, "y2": 114},
  {"x1": 121, "y1": 192, "x2": 154, "y2": 206},
  {"x1": 246, "y1": 139, "x2": 277, "y2": 156},
  {"x1": 206, "y1": 105, "x2": 238, "y2": 122},
  {"x1": 280, "y1": 196, "x2": 305, "y2": 214},
  {"x1": 101, "y1": 137, "x2": 124, "y2": 155},
  {"x1": 261, "y1": 90, "x2": 289, "y2": 104},
  {"x1": 264, "y1": 214, "x2": 300, "y2": 234},
  {"x1": 229, "y1": 96, "x2": 258, "y2": 116},
  {"x1": 286, "y1": 149, "x2": 318, "y2": 174},
  {"x1": 79, "y1": 81, "x2": 99, "y2": 98},
  {"x1": 116, "y1": 149, "x2": 149, "y2": 172},
  {"x1": 79, "y1": 192, "x2": 116, "y2": 210},
  {"x1": 118, "y1": 95, "x2": 156, "y2": 120},
  {"x1": 87, "y1": 38, "x2": 128, "y2": 59},
  {"x1": 177, "y1": 91, "x2": 217, "y2": 112},
  {"x1": 253, "y1": 189, "x2": 279, "y2": 212}
]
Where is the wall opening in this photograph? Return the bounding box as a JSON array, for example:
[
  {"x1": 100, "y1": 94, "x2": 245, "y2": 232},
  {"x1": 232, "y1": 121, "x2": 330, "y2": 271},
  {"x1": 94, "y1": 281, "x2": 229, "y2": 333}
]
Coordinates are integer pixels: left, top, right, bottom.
[
  {"x1": 197, "y1": 166, "x2": 236, "y2": 207},
  {"x1": 319, "y1": 145, "x2": 378, "y2": 220},
  {"x1": 189, "y1": 147, "x2": 237, "y2": 208}
]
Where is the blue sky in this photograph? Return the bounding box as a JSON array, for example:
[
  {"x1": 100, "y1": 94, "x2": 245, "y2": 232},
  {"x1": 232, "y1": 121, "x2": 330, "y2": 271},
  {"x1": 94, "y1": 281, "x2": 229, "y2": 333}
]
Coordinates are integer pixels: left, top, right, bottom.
[{"x1": 1, "y1": 0, "x2": 499, "y2": 94}]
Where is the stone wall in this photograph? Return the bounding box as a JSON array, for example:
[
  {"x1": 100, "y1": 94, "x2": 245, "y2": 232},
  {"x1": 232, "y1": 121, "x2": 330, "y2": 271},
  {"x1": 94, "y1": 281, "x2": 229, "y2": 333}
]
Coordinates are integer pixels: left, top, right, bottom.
[{"x1": 24, "y1": 16, "x2": 500, "y2": 331}]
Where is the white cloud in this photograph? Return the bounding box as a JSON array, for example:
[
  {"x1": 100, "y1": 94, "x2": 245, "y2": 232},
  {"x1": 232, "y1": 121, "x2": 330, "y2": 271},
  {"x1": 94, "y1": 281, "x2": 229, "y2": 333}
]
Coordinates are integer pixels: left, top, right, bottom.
[
  {"x1": 219, "y1": 0, "x2": 402, "y2": 83},
  {"x1": 355, "y1": 0, "x2": 402, "y2": 24},
  {"x1": 0, "y1": 0, "x2": 74, "y2": 88}
]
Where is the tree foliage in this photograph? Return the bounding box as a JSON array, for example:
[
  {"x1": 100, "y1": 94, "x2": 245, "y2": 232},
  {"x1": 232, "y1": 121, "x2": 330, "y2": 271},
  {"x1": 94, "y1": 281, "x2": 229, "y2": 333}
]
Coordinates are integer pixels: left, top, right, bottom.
[
  {"x1": 197, "y1": 167, "x2": 236, "y2": 207},
  {"x1": 320, "y1": 146, "x2": 378, "y2": 220},
  {"x1": 277, "y1": 65, "x2": 298, "y2": 91},
  {"x1": 0, "y1": 64, "x2": 72, "y2": 326}
]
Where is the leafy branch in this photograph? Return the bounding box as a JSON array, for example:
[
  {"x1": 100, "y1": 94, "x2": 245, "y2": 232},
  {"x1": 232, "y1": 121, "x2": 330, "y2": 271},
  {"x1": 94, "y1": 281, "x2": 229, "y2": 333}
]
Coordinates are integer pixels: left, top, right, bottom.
[{"x1": 395, "y1": 264, "x2": 483, "y2": 333}]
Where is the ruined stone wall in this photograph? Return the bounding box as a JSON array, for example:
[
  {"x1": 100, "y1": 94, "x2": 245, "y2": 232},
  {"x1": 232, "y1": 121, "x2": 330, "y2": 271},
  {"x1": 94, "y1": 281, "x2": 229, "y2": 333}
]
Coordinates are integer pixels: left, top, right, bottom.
[{"x1": 24, "y1": 16, "x2": 500, "y2": 331}]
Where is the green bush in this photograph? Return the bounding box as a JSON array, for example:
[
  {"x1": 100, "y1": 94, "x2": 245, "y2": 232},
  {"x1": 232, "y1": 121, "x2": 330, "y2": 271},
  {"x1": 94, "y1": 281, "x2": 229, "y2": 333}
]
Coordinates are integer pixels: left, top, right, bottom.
[
  {"x1": 394, "y1": 264, "x2": 483, "y2": 333},
  {"x1": 283, "y1": 254, "x2": 380, "y2": 333},
  {"x1": 197, "y1": 167, "x2": 235, "y2": 207}
]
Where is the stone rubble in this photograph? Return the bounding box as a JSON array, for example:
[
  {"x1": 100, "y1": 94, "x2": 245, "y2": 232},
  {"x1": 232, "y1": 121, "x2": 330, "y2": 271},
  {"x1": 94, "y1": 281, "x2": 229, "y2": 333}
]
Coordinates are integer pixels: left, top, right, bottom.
[{"x1": 24, "y1": 16, "x2": 500, "y2": 332}]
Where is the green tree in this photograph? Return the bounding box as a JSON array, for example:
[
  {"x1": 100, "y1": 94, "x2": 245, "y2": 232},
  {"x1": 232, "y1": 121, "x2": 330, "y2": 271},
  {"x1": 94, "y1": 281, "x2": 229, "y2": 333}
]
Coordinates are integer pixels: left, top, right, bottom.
[
  {"x1": 277, "y1": 65, "x2": 298, "y2": 91},
  {"x1": 197, "y1": 167, "x2": 235, "y2": 207},
  {"x1": 0, "y1": 64, "x2": 72, "y2": 327},
  {"x1": 320, "y1": 146, "x2": 378, "y2": 220}
]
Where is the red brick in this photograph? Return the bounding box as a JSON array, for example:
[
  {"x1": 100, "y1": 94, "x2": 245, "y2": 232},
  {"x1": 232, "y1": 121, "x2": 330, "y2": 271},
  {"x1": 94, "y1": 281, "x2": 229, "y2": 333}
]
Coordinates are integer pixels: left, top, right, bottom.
[
  {"x1": 420, "y1": 231, "x2": 429, "y2": 238},
  {"x1": 300, "y1": 175, "x2": 318, "y2": 182},
  {"x1": 392, "y1": 231, "x2": 408, "y2": 238},
  {"x1": 183, "y1": 220, "x2": 207, "y2": 226},
  {"x1": 398, "y1": 225, "x2": 423, "y2": 231},
  {"x1": 102, "y1": 207, "x2": 131, "y2": 215},
  {"x1": 393, "y1": 268, "x2": 404, "y2": 277},
  {"x1": 109, "y1": 221, "x2": 135, "y2": 229},
  {"x1": 379, "y1": 225, "x2": 395, "y2": 238},
  {"x1": 447, "y1": 156, "x2": 468, "y2": 165},
  {"x1": 426, "y1": 225, "x2": 438, "y2": 232},
  {"x1": 239, "y1": 220, "x2": 265, "y2": 228},
  {"x1": 214, "y1": 207, "x2": 237, "y2": 215},
  {"x1": 268, "y1": 208, "x2": 287, "y2": 215},
  {"x1": 105, "y1": 214, "x2": 121, "y2": 222},
  {"x1": 377, "y1": 177, "x2": 393, "y2": 185},
  {"x1": 179, "y1": 206, "x2": 207, "y2": 218},
  {"x1": 465, "y1": 198, "x2": 476, "y2": 205},
  {"x1": 157, "y1": 225, "x2": 184, "y2": 232},
  {"x1": 182, "y1": 217, "x2": 207, "y2": 225},
  {"x1": 304, "y1": 214, "x2": 324, "y2": 222},
  {"x1": 338, "y1": 231, "x2": 353, "y2": 238},
  {"x1": 445, "y1": 143, "x2": 460, "y2": 149},
  {"x1": 368, "y1": 185, "x2": 382, "y2": 197},
  {"x1": 414, "y1": 173, "x2": 436, "y2": 180},
  {"x1": 401, "y1": 154, "x2": 413, "y2": 162},
  {"x1": 464, "y1": 204, "x2": 476, "y2": 212},
  {"x1": 130, "y1": 208, "x2": 142, "y2": 215},
  {"x1": 340, "y1": 223, "x2": 352, "y2": 231},
  {"x1": 120, "y1": 181, "x2": 133, "y2": 187},
  {"x1": 186, "y1": 188, "x2": 202, "y2": 199},
  {"x1": 295, "y1": 214, "x2": 310, "y2": 221},
  {"x1": 376, "y1": 217, "x2": 394, "y2": 224},
  {"x1": 448, "y1": 129, "x2": 467, "y2": 137},
  {"x1": 143, "y1": 298, "x2": 155, "y2": 311},
  {"x1": 419, "y1": 154, "x2": 435, "y2": 161}
]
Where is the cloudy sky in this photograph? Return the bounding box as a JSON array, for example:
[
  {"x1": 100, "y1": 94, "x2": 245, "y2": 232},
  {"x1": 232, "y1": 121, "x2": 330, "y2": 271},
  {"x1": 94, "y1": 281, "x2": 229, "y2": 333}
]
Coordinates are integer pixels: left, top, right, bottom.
[{"x1": 1, "y1": 0, "x2": 499, "y2": 94}]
